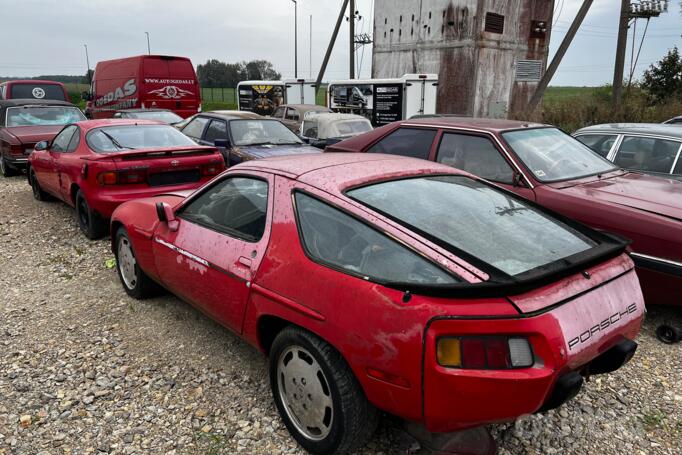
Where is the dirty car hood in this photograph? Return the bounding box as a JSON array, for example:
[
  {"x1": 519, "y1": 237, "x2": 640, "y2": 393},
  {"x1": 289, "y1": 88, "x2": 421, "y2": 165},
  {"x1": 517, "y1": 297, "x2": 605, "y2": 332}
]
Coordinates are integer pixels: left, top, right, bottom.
[{"x1": 552, "y1": 172, "x2": 682, "y2": 221}]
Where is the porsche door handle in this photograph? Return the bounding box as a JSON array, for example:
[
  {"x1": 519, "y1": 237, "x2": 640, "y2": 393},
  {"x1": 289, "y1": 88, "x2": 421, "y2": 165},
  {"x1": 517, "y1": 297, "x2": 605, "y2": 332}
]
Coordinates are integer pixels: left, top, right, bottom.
[{"x1": 237, "y1": 257, "x2": 252, "y2": 268}]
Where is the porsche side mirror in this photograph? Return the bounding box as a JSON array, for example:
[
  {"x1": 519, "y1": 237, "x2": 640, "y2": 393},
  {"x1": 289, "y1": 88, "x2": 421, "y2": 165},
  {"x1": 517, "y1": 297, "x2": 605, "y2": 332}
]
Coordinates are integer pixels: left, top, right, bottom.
[
  {"x1": 214, "y1": 138, "x2": 230, "y2": 148},
  {"x1": 35, "y1": 141, "x2": 49, "y2": 151},
  {"x1": 156, "y1": 202, "x2": 179, "y2": 232}
]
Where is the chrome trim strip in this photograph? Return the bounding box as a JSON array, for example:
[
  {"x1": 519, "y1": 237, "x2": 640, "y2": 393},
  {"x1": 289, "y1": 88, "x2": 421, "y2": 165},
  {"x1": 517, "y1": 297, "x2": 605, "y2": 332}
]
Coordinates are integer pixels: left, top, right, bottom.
[
  {"x1": 670, "y1": 143, "x2": 682, "y2": 175},
  {"x1": 630, "y1": 252, "x2": 682, "y2": 269},
  {"x1": 401, "y1": 123, "x2": 535, "y2": 189},
  {"x1": 154, "y1": 237, "x2": 209, "y2": 266}
]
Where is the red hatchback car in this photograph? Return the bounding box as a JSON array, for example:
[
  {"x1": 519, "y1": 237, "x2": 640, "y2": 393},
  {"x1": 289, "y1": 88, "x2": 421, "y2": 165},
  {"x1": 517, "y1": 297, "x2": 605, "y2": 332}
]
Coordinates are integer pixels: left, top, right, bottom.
[
  {"x1": 28, "y1": 119, "x2": 224, "y2": 239},
  {"x1": 110, "y1": 153, "x2": 643, "y2": 454},
  {"x1": 327, "y1": 118, "x2": 682, "y2": 308}
]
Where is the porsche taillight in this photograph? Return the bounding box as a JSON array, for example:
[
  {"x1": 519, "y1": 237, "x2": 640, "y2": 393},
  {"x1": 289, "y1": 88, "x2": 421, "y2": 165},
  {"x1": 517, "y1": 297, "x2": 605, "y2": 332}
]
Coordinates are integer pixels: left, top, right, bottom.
[
  {"x1": 97, "y1": 170, "x2": 148, "y2": 185},
  {"x1": 437, "y1": 336, "x2": 534, "y2": 369}
]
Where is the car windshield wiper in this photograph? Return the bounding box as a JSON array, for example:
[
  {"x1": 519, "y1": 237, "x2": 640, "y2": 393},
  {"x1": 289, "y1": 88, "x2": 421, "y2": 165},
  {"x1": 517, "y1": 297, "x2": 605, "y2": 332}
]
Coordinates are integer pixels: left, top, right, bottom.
[{"x1": 100, "y1": 130, "x2": 134, "y2": 150}]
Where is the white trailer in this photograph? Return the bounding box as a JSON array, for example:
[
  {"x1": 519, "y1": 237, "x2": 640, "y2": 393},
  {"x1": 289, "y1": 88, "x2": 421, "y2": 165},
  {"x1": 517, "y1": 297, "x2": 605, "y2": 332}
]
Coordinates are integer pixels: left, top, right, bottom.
[
  {"x1": 237, "y1": 79, "x2": 317, "y2": 116},
  {"x1": 327, "y1": 73, "x2": 438, "y2": 126}
]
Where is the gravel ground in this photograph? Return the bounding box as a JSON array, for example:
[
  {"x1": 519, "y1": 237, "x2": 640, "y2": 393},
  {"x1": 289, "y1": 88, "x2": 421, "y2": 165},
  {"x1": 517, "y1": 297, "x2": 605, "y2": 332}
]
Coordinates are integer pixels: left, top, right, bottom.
[{"x1": 0, "y1": 174, "x2": 680, "y2": 455}]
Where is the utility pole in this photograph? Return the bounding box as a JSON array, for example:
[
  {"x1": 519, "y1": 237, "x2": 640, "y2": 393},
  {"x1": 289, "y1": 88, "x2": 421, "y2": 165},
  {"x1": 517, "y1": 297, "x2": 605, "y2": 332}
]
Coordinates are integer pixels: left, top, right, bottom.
[
  {"x1": 145, "y1": 32, "x2": 151, "y2": 55},
  {"x1": 310, "y1": 15, "x2": 313, "y2": 79},
  {"x1": 84, "y1": 44, "x2": 92, "y2": 84},
  {"x1": 292, "y1": 0, "x2": 298, "y2": 78},
  {"x1": 527, "y1": 0, "x2": 593, "y2": 112},
  {"x1": 349, "y1": 0, "x2": 355, "y2": 79},
  {"x1": 316, "y1": 0, "x2": 350, "y2": 90},
  {"x1": 612, "y1": 0, "x2": 629, "y2": 107}
]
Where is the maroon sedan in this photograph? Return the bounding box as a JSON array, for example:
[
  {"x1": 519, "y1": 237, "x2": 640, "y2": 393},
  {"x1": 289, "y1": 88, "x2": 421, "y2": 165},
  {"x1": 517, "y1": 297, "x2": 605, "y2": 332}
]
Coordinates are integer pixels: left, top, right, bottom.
[
  {"x1": 0, "y1": 99, "x2": 85, "y2": 176},
  {"x1": 327, "y1": 117, "x2": 682, "y2": 307}
]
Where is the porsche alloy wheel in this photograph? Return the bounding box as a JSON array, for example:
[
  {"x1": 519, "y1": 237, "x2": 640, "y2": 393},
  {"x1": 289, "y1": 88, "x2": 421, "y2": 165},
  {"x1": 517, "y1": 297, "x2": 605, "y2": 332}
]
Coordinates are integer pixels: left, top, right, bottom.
[
  {"x1": 270, "y1": 327, "x2": 378, "y2": 454},
  {"x1": 114, "y1": 228, "x2": 162, "y2": 300},
  {"x1": 117, "y1": 235, "x2": 138, "y2": 291},
  {"x1": 277, "y1": 345, "x2": 334, "y2": 441}
]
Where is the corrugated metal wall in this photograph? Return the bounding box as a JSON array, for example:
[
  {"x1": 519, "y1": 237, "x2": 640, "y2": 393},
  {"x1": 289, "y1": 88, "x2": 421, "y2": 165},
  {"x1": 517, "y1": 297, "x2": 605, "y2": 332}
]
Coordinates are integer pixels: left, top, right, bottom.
[{"x1": 372, "y1": 0, "x2": 553, "y2": 118}]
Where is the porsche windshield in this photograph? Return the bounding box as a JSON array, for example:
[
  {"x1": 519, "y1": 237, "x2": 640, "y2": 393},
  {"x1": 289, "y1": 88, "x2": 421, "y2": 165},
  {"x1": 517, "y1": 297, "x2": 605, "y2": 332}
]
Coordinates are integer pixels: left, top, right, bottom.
[
  {"x1": 502, "y1": 128, "x2": 617, "y2": 182},
  {"x1": 229, "y1": 120, "x2": 303, "y2": 146},
  {"x1": 86, "y1": 124, "x2": 197, "y2": 153},
  {"x1": 347, "y1": 175, "x2": 597, "y2": 276},
  {"x1": 6, "y1": 106, "x2": 85, "y2": 127}
]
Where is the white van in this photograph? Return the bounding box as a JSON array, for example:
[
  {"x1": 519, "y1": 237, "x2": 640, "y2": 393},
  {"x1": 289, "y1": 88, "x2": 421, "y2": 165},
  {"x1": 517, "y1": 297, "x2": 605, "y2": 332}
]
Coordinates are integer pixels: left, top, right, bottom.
[{"x1": 327, "y1": 74, "x2": 438, "y2": 126}]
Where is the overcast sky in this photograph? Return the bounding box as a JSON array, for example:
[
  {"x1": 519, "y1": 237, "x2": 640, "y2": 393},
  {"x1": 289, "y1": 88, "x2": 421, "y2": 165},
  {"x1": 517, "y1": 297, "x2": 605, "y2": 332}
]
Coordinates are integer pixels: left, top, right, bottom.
[{"x1": 0, "y1": 0, "x2": 679, "y2": 86}]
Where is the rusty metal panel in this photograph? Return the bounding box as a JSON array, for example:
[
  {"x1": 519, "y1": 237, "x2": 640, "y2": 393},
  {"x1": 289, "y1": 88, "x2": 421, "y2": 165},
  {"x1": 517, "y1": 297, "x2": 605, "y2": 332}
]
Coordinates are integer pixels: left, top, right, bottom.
[{"x1": 372, "y1": 0, "x2": 553, "y2": 118}]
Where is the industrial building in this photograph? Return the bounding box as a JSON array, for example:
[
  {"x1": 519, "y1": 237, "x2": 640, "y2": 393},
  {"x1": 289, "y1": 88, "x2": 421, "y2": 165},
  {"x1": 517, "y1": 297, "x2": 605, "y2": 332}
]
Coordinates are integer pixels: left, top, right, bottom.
[{"x1": 372, "y1": 0, "x2": 554, "y2": 118}]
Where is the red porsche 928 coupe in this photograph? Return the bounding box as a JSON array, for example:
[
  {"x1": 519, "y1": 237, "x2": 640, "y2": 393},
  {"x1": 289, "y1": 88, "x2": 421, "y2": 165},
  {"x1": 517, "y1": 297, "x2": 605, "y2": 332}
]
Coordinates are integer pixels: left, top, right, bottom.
[
  {"x1": 28, "y1": 119, "x2": 224, "y2": 239},
  {"x1": 110, "y1": 153, "x2": 643, "y2": 455}
]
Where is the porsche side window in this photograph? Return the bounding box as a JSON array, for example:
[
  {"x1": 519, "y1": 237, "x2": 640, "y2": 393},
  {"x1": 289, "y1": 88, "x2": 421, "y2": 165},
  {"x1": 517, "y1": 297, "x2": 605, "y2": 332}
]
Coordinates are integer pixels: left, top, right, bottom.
[
  {"x1": 574, "y1": 134, "x2": 618, "y2": 158},
  {"x1": 180, "y1": 177, "x2": 268, "y2": 241},
  {"x1": 50, "y1": 126, "x2": 77, "y2": 153},
  {"x1": 295, "y1": 193, "x2": 458, "y2": 285},
  {"x1": 182, "y1": 116, "x2": 209, "y2": 140},
  {"x1": 367, "y1": 128, "x2": 436, "y2": 159},
  {"x1": 437, "y1": 133, "x2": 514, "y2": 184}
]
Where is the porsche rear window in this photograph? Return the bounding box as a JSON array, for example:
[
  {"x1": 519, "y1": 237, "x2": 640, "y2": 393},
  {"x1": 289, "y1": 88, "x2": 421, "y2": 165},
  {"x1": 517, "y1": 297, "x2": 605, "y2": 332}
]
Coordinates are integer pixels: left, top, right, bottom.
[
  {"x1": 347, "y1": 175, "x2": 596, "y2": 276},
  {"x1": 9, "y1": 84, "x2": 67, "y2": 101}
]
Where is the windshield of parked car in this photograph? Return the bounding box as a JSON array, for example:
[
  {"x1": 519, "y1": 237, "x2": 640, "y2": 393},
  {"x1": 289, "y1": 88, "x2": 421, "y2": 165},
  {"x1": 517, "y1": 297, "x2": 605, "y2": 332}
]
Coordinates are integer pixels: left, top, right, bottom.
[
  {"x1": 348, "y1": 175, "x2": 597, "y2": 276},
  {"x1": 126, "y1": 111, "x2": 183, "y2": 124},
  {"x1": 5, "y1": 106, "x2": 85, "y2": 127},
  {"x1": 502, "y1": 128, "x2": 617, "y2": 182},
  {"x1": 86, "y1": 124, "x2": 197, "y2": 153},
  {"x1": 229, "y1": 119, "x2": 303, "y2": 146}
]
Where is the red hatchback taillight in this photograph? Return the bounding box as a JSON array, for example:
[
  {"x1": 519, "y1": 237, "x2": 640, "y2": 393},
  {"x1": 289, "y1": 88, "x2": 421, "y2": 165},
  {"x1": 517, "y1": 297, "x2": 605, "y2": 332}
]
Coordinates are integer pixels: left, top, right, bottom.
[
  {"x1": 97, "y1": 170, "x2": 148, "y2": 186},
  {"x1": 437, "y1": 336, "x2": 534, "y2": 370},
  {"x1": 201, "y1": 162, "x2": 224, "y2": 176}
]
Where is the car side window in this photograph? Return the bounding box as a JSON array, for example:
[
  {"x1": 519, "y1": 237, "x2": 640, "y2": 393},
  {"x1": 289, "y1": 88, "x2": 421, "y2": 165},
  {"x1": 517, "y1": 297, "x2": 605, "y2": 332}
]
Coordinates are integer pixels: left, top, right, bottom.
[
  {"x1": 301, "y1": 120, "x2": 318, "y2": 139},
  {"x1": 614, "y1": 136, "x2": 680, "y2": 174},
  {"x1": 436, "y1": 133, "x2": 514, "y2": 184},
  {"x1": 367, "y1": 128, "x2": 437, "y2": 159},
  {"x1": 574, "y1": 134, "x2": 618, "y2": 158},
  {"x1": 179, "y1": 177, "x2": 268, "y2": 242},
  {"x1": 273, "y1": 107, "x2": 286, "y2": 118},
  {"x1": 66, "y1": 127, "x2": 81, "y2": 152},
  {"x1": 286, "y1": 108, "x2": 300, "y2": 121},
  {"x1": 182, "y1": 116, "x2": 210, "y2": 140},
  {"x1": 295, "y1": 192, "x2": 458, "y2": 284},
  {"x1": 51, "y1": 126, "x2": 78, "y2": 153},
  {"x1": 204, "y1": 120, "x2": 227, "y2": 144}
]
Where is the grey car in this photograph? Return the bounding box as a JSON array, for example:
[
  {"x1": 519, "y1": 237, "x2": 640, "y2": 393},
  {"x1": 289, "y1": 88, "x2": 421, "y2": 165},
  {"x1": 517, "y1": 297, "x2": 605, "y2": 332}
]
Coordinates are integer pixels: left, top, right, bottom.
[{"x1": 573, "y1": 123, "x2": 682, "y2": 181}]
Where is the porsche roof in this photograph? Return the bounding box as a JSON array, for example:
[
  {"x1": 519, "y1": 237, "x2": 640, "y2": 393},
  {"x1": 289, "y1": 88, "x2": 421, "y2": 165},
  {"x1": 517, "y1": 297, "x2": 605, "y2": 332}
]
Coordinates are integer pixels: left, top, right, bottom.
[{"x1": 400, "y1": 116, "x2": 550, "y2": 132}]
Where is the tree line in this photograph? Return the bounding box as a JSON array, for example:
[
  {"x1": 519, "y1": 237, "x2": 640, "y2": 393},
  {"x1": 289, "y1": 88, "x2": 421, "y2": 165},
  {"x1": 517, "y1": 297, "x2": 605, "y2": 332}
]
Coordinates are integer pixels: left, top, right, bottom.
[{"x1": 197, "y1": 59, "x2": 281, "y2": 88}]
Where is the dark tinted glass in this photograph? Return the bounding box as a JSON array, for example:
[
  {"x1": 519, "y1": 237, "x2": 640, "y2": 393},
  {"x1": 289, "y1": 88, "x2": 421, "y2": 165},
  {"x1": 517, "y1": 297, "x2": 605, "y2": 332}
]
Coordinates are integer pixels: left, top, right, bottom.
[
  {"x1": 295, "y1": 193, "x2": 457, "y2": 284},
  {"x1": 367, "y1": 128, "x2": 436, "y2": 159},
  {"x1": 348, "y1": 176, "x2": 596, "y2": 276},
  {"x1": 182, "y1": 117, "x2": 209, "y2": 140},
  {"x1": 437, "y1": 133, "x2": 514, "y2": 183},
  {"x1": 181, "y1": 178, "x2": 268, "y2": 241},
  {"x1": 10, "y1": 84, "x2": 66, "y2": 101},
  {"x1": 204, "y1": 120, "x2": 227, "y2": 143}
]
